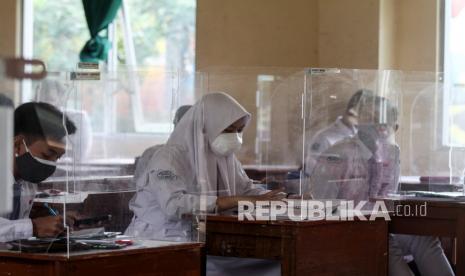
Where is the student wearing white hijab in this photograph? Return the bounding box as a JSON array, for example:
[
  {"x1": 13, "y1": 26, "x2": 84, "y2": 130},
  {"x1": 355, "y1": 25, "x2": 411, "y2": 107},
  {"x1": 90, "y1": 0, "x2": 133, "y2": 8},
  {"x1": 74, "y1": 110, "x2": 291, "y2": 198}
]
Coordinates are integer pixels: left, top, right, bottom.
[
  {"x1": 126, "y1": 92, "x2": 284, "y2": 239},
  {"x1": 125, "y1": 92, "x2": 283, "y2": 275}
]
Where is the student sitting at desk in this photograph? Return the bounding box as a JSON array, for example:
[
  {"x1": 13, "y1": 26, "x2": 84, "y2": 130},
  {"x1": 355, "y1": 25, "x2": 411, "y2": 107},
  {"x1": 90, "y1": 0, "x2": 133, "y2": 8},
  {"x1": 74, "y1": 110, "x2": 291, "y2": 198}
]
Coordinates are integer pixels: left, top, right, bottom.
[
  {"x1": 305, "y1": 89, "x2": 371, "y2": 176},
  {"x1": 0, "y1": 102, "x2": 77, "y2": 242},
  {"x1": 125, "y1": 92, "x2": 284, "y2": 275},
  {"x1": 126, "y1": 94, "x2": 284, "y2": 239},
  {"x1": 309, "y1": 96, "x2": 454, "y2": 276}
]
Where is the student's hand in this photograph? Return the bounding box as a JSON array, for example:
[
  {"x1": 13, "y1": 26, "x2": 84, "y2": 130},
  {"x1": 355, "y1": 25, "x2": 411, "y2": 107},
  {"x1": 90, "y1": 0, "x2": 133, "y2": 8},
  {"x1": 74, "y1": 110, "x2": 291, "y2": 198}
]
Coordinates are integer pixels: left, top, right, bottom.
[
  {"x1": 255, "y1": 188, "x2": 287, "y2": 201},
  {"x1": 32, "y1": 216, "x2": 64, "y2": 238},
  {"x1": 259, "y1": 177, "x2": 283, "y2": 190}
]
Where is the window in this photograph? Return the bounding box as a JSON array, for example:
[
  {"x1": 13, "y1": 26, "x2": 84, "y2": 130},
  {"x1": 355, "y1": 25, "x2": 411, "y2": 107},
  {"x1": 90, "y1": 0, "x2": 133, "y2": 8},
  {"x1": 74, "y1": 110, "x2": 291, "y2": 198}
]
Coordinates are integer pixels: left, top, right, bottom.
[
  {"x1": 22, "y1": 0, "x2": 196, "y2": 134},
  {"x1": 22, "y1": 0, "x2": 196, "y2": 160},
  {"x1": 443, "y1": 0, "x2": 465, "y2": 146},
  {"x1": 23, "y1": 0, "x2": 195, "y2": 72}
]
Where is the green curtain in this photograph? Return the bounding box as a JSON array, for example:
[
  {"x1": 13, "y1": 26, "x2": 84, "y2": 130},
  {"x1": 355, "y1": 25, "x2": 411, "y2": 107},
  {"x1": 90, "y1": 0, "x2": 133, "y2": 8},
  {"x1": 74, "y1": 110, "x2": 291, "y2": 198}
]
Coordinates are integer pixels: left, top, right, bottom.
[{"x1": 79, "y1": 0, "x2": 122, "y2": 62}]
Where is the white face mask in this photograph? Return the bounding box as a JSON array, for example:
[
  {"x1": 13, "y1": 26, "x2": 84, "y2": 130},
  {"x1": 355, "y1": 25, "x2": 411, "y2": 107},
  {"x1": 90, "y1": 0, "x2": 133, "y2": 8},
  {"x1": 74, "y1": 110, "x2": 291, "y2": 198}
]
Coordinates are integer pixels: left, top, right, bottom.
[{"x1": 211, "y1": 132, "x2": 243, "y2": 157}]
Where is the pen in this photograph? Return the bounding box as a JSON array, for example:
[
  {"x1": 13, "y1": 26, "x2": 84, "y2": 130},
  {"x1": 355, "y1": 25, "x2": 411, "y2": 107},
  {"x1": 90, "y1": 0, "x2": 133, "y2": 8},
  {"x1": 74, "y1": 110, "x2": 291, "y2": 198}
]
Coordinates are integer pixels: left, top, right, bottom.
[{"x1": 43, "y1": 203, "x2": 59, "y2": 216}]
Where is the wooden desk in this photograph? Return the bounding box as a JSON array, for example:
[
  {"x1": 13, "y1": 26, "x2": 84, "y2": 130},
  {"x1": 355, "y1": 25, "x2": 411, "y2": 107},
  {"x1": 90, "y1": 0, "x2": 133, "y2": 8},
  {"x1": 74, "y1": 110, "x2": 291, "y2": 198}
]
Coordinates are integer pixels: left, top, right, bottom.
[
  {"x1": 388, "y1": 198, "x2": 465, "y2": 275},
  {"x1": 206, "y1": 215, "x2": 388, "y2": 276},
  {"x1": 0, "y1": 240, "x2": 203, "y2": 276}
]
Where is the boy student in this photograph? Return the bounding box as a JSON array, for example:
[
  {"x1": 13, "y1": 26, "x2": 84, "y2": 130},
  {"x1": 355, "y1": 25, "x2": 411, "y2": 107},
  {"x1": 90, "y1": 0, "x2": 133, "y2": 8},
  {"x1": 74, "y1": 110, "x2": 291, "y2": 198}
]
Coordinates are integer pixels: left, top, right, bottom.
[
  {"x1": 309, "y1": 96, "x2": 454, "y2": 276},
  {"x1": 0, "y1": 102, "x2": 77, "y2": 242}
]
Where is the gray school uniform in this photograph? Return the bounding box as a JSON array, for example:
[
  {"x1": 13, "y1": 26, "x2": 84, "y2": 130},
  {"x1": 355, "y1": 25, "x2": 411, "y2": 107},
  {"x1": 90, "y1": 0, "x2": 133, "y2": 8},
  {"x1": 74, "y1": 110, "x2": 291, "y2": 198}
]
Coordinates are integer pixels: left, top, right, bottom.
[
  {"x1": 305, "y1": 116, "x2": 356, "y2": 176},
  {"x1": 309, "y1": 137, "x2": 453, "y2": 276}
]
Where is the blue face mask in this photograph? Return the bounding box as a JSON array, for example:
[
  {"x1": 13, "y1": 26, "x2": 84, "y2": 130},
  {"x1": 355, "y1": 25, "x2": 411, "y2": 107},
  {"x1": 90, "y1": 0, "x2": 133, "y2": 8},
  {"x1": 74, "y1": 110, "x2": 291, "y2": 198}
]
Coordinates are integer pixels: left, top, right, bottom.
[{"x1": 15, "y1": 140, "x2": 56, "y2": 183}]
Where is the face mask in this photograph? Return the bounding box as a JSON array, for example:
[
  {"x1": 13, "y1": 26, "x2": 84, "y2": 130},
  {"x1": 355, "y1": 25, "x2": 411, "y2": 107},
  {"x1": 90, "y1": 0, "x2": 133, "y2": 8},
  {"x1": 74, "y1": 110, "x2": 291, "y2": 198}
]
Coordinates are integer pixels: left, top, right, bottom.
[
  {"x1": 359, "y1": 123, "x2": 394, "y2": 139},
  {"x1": 358, "y1": 123, "x2": 394, "y2": 146},
  {"x1": 15, "y1": 140, "x2": 57, "y2": 183},
  {"x1": 211, "y1": 132, "x2": 243, "y2": 157}
]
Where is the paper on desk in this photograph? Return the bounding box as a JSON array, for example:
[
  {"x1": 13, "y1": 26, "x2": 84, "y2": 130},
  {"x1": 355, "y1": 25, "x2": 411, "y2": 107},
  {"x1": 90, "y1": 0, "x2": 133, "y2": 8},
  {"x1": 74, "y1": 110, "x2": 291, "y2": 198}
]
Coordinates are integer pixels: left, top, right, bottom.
[
  {"x1": 407, "y1": 191, "x2": 465, "y2": 200},
  {"x1": 69, "y1": 227, "x2": 105, "y2": 239},
  {"x1": 34, "y1": 192, "x2": 89, "y2": 204}
]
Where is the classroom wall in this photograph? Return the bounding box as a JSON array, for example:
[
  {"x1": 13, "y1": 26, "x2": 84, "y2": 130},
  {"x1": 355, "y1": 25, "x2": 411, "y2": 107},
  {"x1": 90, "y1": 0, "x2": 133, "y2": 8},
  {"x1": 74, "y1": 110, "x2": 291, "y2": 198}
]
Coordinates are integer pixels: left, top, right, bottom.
[
  {"x1": 379, "y1": 0, "x2": 441, "y2": 71},
  {"x1": 392, "y1": 0, "x2": 441, "y2": 71},
  {"x1": 196, "y1": 0, "x2": 320, "y2": 69},
  {"x1": 196, "y1": 0, "x2": 381, "y2": 70},
  {"x1": 317, "y1": 0, "x2": 380, "y2": 69},
  {"x1": 384, "y1": 0, "x2": 455, "y2": 176},
  {"x1": 197, "y1": 0, "x2": 441, "y2": 71},
  {"x1": 0, "y1": 0, "x2": 20, "y2": 58},
  {"x1": 0, "y1": 0, "x2": 21, "y2": 103},
  {"x1": 196, "y1": 0, "x2": 454, "y2": 176}
]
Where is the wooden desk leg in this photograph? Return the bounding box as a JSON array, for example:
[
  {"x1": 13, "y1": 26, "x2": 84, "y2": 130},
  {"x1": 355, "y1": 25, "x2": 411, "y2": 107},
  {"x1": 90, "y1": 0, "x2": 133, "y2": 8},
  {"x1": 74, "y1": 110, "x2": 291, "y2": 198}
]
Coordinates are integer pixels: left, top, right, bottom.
[
  {"x1": 201, "y1": 246, "x2": 207, "y2": 276},
  {"x1": 456, "y1": 217, "x2": 465, "y2": 276},
  {"x1": 280, "y1": 259, "x2": 290, "y2": 276}
]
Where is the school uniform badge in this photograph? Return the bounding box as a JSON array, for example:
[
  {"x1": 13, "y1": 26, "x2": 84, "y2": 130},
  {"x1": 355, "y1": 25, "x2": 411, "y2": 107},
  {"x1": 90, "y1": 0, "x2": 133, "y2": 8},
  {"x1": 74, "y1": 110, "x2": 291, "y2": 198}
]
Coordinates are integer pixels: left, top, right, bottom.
[{"x1": 157, "y1": 170, "x2": 178, "y2": 180}]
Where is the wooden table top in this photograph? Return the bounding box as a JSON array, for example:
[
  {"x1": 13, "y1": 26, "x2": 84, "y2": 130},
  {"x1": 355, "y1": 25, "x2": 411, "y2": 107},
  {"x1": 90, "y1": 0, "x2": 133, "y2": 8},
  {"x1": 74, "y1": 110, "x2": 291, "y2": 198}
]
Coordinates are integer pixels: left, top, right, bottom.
[
  {"x1": 207, "y1": 213, "x2": 386, "y2": 226},
  {"x1": 0, "y1": 240, "x2": 203, "y2": 262},
  {"x1": 383, "y1": 196, "x2": 465, "y2": 208}
]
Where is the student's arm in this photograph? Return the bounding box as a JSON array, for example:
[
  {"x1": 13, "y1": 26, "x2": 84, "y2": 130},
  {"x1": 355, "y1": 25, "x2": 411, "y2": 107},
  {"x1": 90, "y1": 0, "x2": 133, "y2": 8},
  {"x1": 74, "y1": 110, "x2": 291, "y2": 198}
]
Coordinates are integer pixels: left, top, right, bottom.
[
  {"x1": 0, "y1": 217, "x2": 33, "y2": 242},
  {"x1": 211, "y1": 158, "x2": 286, "y2": 212},
  {"x1": 233, "y1": 157, "x2": 267, "y2": 196},
  {"x1": 216, "y1": 189, "x2": 286, "y2": 212},
  {"x1": 0, "y1": 215, "x2": 75, "y2": 242}
]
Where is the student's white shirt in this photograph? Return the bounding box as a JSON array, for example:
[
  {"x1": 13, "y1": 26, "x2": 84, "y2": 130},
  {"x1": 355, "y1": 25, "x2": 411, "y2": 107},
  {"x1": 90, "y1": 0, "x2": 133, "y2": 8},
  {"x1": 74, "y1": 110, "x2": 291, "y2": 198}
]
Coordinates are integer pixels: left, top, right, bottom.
[
  {"x1": 304, "y1": 116, "x2": 356, "y2": 176},
  {"x1": 308, "y1": 137, "x2": 454, "y2": 276},
  {"x1": 125, "y1": 144, "x2": 262, "y2": 241},
  {"x1": 0, "y1": 179, "x2": 37, "y2": 242}
]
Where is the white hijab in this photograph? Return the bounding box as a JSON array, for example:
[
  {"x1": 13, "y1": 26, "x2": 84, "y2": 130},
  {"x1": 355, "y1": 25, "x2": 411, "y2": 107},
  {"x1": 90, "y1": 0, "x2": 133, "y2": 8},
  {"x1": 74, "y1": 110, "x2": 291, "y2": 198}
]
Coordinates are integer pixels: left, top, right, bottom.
[{"x1": 167, "y1": 92, "x2": 251, "y2": 197}]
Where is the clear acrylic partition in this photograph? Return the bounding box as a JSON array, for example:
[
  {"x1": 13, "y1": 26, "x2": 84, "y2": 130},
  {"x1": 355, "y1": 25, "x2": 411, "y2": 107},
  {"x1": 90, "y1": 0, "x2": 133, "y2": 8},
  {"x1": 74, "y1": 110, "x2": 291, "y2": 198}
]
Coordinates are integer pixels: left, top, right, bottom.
[
  {"x1": 13, "y1": 67, "x2": 205, "y2": 256},
  {"x1": 0, "y1": 60, "x2": 15, "y2": 216},
  {"x1": 304, "y1": 69, "x2": 402, "y2": 208},
  {"x1": 197, "y1": 67, "x2": 307, "y2": 196},
  {"x1": 0, "y1": 58, "x2": 48, "y2": 253},
  {"x1": 401, "y1": 71, "x2": 465, "y2": 195}
]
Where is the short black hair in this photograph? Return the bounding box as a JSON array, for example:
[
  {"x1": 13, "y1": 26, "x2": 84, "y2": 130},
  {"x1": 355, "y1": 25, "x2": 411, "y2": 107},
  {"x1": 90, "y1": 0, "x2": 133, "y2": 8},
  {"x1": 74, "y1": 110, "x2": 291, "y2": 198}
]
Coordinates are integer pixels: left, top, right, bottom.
[
  {"x1": 14, "y1": 102, "x2": 77, "y2": 143},
  {"x1": 346, "y1": 90, "x2": 398, "y2": 125},
  {"x1": 346, "y1": 89, "x2": 373, "y2": 112}
]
